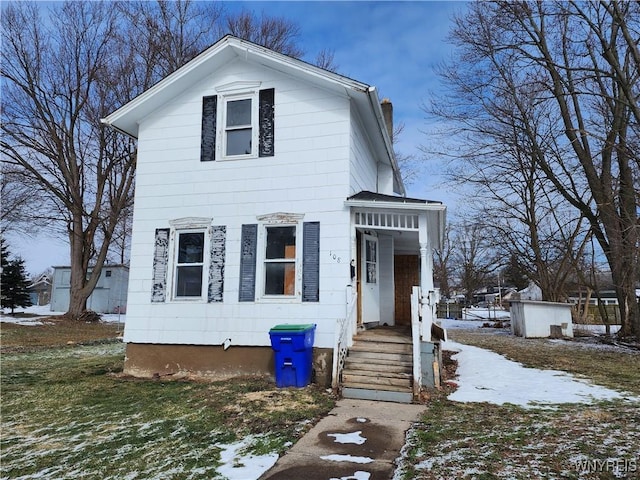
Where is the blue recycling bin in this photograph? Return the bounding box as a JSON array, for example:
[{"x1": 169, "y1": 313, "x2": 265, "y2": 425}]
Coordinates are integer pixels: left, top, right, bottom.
[{"x1": 269, "y1": 324, "x2": 316, "y2": 387}]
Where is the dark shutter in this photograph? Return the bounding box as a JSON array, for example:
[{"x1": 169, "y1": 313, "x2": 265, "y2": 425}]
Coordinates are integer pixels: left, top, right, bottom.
[
  {"x1": 208, "y1": 226, "x2": 226, "y2": 302},
  {"x1": 238, "y1": 224, "x2": 258, "y2": 302},
  {"x1": 151, "y1": 228, "x2": 170, "y2": 302},
  {"x1": 200, "y1": 95, "x2": 217, "y2": 162},
  {"x1": 258, "y1": 88, "x2": 275, "y2": 157},
  {"x1": 302, "y1": 222, "x2": 320, "y2": 302}
]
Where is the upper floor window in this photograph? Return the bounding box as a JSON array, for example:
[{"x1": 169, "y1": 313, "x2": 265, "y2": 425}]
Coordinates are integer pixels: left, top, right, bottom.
[
  {"x1": 223, "y1": 95, "x2": 256, "y2": 157},
  {"x1": 200, "y1": 86, "x2": 274, "y2": 162}
]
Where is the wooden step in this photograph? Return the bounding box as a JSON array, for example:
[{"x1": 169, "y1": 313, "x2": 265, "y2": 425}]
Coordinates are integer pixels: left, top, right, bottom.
[
  {"x1": 344, "y1": 359, "x2": 412, "y2": 374},
  {"x1": 346, "y1": 350, "x2": 412, "y2": 363},
  {"x1": 342, "y1": 373, "x2": 411, "y2": 387},
  {"x1": 342, "y1": 380, "x2": 412, "y2": 393},
  {"x1": 350, "y1": 341, "x2": 412, "y2": 354},
  {"x1": 342, "y1": 368, "x2": 411, "y2": 380},
  {"x1": 356, "y1": 334, "x2": 411, "y2": 345},
  {"x1": 342, "y1": 387, "x2": 413, "y2": 403}
]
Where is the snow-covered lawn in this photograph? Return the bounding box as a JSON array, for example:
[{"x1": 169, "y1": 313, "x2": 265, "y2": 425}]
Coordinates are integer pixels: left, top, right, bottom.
[
  {"x1": 1, "y1": 304, "x2": 126, "y2": 324},
  {"x1": 443, "y1": 340, "x2": 637, "y2": 408}
]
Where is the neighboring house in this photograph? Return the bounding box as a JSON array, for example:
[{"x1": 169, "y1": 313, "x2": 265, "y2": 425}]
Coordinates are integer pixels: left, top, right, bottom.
[
  {"x1": 102, "y1": 35, "x2": 446, "y2": 401},
  {"x1": 50, "y1": 265, "x2": 129, "y2": 314},
  {"x1": 28, "y1": 272, "x2": 52, "y2": 306}
]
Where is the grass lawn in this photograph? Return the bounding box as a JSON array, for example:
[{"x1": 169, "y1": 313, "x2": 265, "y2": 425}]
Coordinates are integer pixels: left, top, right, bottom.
[
  {"x1": 3, "y1": 318, "x2": 639, "y2": 479},
  {"x1": 0, "y1": 318, "x2": 335, "y2": 479},
  {"x1": 396, "y1": 328, "x2": 640, "y2": 480}
]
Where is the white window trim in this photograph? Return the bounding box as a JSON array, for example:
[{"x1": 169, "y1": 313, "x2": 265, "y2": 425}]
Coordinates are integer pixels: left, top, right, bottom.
[
  {"x1": 256, "y1": 213, "x2": 304, "y2": 302},
  {"x1": 166, "y1": 224, "x2": 212, "y2": 302},
  {"x1": 217, "y1": 88, "x2": 260, "y2": 161}
]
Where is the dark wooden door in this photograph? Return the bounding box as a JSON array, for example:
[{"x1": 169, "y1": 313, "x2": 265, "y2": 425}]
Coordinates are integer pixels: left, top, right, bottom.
[{"x1": 394, "y1": 255, "x2": 419, "y2": 325}]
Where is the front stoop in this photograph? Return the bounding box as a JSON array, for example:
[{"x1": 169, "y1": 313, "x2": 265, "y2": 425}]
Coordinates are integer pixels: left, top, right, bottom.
[{"x1": 341, "y1": 328, "x2": 414, "y2": 403}]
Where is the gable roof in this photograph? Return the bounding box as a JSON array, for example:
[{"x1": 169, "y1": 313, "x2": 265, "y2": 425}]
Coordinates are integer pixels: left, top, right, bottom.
[{"x1": 101, "y1": 35, "x2": 404, "y2": 195}]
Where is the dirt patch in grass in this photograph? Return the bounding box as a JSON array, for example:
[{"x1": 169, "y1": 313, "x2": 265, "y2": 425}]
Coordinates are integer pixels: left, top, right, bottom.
[{"x1": 1, "y1": 317, "x2": 123, "y2": 352}]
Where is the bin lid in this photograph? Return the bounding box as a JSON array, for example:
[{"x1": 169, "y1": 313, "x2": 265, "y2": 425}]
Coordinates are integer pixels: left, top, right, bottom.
[{"x1": 270, "y1": 323, "x2": 316, "y2": 333}]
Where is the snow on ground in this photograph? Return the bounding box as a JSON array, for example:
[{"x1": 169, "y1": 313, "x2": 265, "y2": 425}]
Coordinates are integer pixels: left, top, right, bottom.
[
  {"x1": 443, "y1": 340, "x2": 637, "y2": 408},
  {"x1": 216, "y1": 439, "x2": 279, "y2": 480},
  {"x1": 320, "y1": 454, "x2": 374, "y2": 464},
  {"x1": 0, "y1": 304, "x2": 126, "y2": 324},
  {"x1": 328, "y1": 431, "x2": 367, "y2": 445}
]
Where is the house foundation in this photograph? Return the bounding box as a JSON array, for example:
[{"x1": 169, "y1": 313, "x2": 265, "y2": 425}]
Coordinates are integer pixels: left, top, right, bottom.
[{"x1": 123, "y1": 343, "x2": 333, "y2": 387}]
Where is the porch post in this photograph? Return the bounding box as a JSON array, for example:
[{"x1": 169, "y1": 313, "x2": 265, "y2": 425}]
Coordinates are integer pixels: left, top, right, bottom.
[
  {"x1": 349, "y1": 209, "x2": 358, "y2": 336},
  {"x1": 419, "y1": 213, "x2": 433, "y2": 342}
]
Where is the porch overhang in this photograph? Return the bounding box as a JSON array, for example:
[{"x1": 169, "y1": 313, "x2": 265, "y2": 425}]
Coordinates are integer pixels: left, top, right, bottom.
[{"x1": 345, "y1": 191, "x2": 446, "y2": 250}]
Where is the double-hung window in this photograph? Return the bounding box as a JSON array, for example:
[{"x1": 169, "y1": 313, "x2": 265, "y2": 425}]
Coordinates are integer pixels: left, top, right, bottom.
[
  {"x1": 238, "y1": 217, "x2": 319, "y2": 303},
  {"x1": 224, "y1": 97, "x2": 254, "y2": 156},
  {"x1": 200, "y1": 84, "x2": 275, "y2": 162},
  {"x1": 151, "y1": 221, "x2": 226, "y2": 304},
  {"x1": 264, "y1": 226, "x2": 297, "y2": 296},
  {"x1": 174, "y1": 231, "x2": 205, "y2": 298}
]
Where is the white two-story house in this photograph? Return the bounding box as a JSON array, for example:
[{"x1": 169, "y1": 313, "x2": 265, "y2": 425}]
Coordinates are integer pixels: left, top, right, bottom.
[{"x1": 103, "y1": 35, "x2": 446, "y2": 402}]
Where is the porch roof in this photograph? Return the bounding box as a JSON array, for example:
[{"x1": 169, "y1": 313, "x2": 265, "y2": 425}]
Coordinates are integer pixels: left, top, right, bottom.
[
  {"x1": 345, "y1": 191, "x2": 446, "y2": 250},
  {"x1": 346, "y1": 191, "x2": 442, "y2": 206}
]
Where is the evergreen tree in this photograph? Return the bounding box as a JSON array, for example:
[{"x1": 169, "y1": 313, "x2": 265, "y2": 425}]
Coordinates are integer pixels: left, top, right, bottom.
[
  {"x1": 1, "y1": 239, "x2": 33, "y2": 314},
  {"x1": 502, "y1": 254, "x2": 529, "y2": 291}
]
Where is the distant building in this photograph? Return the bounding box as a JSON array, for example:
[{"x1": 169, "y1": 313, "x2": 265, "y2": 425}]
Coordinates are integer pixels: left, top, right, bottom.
[
  {"x1": 50, "y1": 265, "x2": 129, "y2": 313},
  {"x1": 28, "y1": 272, "x2": 52, "y2": 306}
]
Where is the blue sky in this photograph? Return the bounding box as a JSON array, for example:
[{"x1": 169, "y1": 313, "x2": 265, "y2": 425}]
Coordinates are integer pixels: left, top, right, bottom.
[
  {"x1": 10, "y1": 1, "x2": 468, "y2": 274},
  {"x1": 226, "y1": 1, "x2": 467, "y2": 199}
]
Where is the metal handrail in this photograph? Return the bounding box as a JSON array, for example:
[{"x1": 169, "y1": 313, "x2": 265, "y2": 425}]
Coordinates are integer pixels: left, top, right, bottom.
[
  {"x1": 411, "y1": 286, "x2": 422, "y2": 398},
  {"x1": 332, "y1": 287, "x2": 358, "y2": 390}
]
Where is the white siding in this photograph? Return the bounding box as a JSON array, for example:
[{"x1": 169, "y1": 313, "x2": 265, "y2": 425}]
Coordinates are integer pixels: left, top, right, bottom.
[
  {"x1": 349, "y1": 111, "x2": 378, "y2": 194},
  {"x1": 125, "y1": 59, "x2": 357, "y2": 349}
]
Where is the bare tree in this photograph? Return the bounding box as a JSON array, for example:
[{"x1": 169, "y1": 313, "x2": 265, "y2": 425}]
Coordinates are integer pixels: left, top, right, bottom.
[
  {"x1": 430, "y1": 1, "x2": 640, "y2": 336},
  {"x1": 449, "y1": 222, "x2": 500, "y2": 306},
  {"x1": 225, "y1": 9, "x2": 304, "y2": 58},
  {"x1": 2, "y1": 1, "x2": 335, "y2": 319},
  {"x1": 1, "y1": 2, "x2": 135, "y2": 318}
]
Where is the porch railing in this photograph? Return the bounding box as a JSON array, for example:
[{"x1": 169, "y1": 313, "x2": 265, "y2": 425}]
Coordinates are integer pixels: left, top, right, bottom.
[{"x1": 332, "y1": 286, "x2": 358, "y2": 390}]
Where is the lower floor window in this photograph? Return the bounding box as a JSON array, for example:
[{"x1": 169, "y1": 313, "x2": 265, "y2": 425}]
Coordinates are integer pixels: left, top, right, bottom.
[
  {"x1": 264, "y1": 226, "x2": 296, "y2": 295},
  {"x1": 175, "y1": 231, "x2": 205, "y2": 298}
]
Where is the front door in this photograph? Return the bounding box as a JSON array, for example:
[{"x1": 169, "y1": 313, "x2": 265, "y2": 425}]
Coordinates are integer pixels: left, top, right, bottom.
[
  {"x1": 394, "y1": 255, "x2": 419, "y2": 326},
  {"x1": 361, "y1": 234, "x2": 380, "y2": 325}
]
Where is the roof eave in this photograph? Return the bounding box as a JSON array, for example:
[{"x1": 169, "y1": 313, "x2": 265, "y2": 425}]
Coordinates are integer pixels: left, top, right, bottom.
[{"x1": 101, "y1": 35, "x2": 373, "y2": 138}]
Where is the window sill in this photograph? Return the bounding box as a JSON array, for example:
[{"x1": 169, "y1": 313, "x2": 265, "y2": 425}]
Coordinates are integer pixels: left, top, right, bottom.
[{"x1": 258, "y1": 296, "x2": 301, "y2": 303}]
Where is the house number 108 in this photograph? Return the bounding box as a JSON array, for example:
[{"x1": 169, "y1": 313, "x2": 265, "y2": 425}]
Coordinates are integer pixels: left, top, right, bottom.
[{"x1": 329, "y1": 251, "x2": 341, "y2": 263}]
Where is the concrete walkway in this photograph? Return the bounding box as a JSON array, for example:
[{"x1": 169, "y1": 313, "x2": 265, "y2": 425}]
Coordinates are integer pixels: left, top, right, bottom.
[{"x1": 259, "y1": 398, "x2": 425, "y2": 480}]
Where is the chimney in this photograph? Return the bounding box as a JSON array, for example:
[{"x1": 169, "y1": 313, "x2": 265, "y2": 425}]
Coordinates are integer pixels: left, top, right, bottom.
[{"x1": 381, "y1": 98, "x2": 393, "y2": 142}]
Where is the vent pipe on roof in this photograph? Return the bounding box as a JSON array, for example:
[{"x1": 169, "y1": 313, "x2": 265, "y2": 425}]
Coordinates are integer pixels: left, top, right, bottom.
[{"x1": 381, "y1": 98, "x2": 393, "y2": 142}]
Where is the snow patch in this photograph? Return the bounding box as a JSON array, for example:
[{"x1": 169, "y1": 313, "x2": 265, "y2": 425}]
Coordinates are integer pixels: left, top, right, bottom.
[
  {"x1": 327, "y1": 431, "x2": 367, "y2": 445},
  {"x1": 216, "y1": 440, "x2": 279, "y2": 480},
  {"x1": 321, "y1": 454, "x2": 374, "y2": 464},
  {"x1": 443, "y1": 340, "x2": 636, "y2": 408},
  {"x1": 330, "y1": 471, "x2": 371, "y2": 480}
]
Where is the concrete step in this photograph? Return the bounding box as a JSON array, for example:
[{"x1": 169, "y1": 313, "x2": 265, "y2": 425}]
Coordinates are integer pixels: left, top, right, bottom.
[{"x1": 341, "y1": 387, "x2": 413, "y2": 403}]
